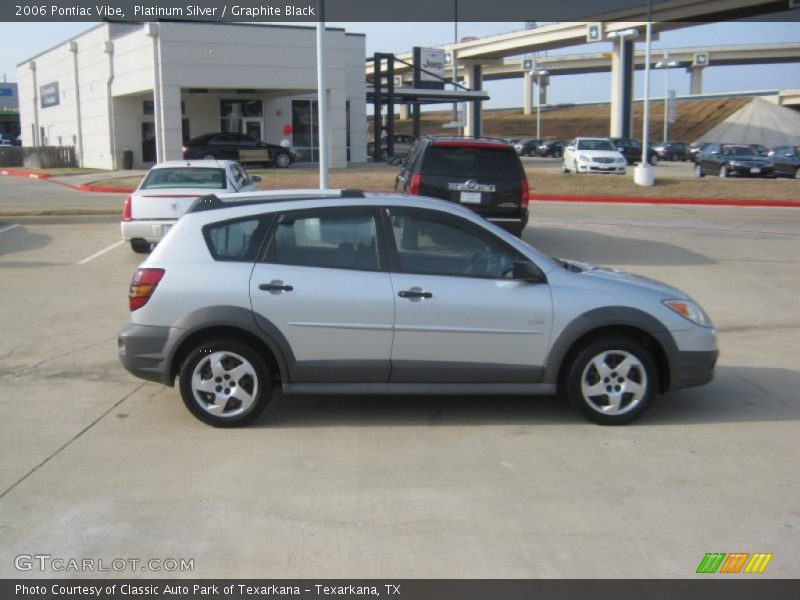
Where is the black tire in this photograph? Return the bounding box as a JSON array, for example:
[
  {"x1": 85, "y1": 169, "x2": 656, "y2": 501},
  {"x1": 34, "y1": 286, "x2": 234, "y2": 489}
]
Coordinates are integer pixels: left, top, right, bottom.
[
  {"x1": 794, "y1": 167, "x2": 800, "y2": 180},
  {"x1": 719, "y1": 165, "x2": 728, "y2": 178},
  {"x1": 273, "y1": 151, "x2": 292, "y2": 169},
  {"x1": 695, "y1": 163, "x2": 705, "y2": 178},
  {"x1": 178, "y1": 338, "x2": 272, "y2": 427},
  {"x1": 649, "y1": 154, "x2": 658, "y2": 166},
  {"x1": 562, "y1": 337, "x2": 658, "y2": 425},
  {"x1": 130, "y1": 239, "x2": 151, "y2": 254}
]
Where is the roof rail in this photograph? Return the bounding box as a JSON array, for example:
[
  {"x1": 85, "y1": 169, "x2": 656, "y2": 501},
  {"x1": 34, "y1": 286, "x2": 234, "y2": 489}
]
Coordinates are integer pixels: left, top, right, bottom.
[
  {"x1": 423, "y1": 135, "x2": 511, "y2": 144},
  {"x1": 187, "y1": 189, "x2": 365, "y2": 214}
]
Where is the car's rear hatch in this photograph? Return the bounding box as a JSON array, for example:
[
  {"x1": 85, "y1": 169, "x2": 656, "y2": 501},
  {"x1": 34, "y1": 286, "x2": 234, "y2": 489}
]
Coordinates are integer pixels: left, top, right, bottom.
[{"x1": 416, "y1": 141, "x2": 527, "y2": 219}]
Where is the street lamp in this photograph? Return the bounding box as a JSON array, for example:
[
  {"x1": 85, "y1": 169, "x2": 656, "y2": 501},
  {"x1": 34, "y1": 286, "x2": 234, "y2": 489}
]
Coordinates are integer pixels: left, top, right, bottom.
[
  {"x1": 634, "y1": 0, "x2": 655, "y2": 187},
  {"x1": 654, "y1": 55, "x2": 679, "y2": 143},
  {"x1": 606, "y1": 28, "x2": 639, "y2": 138},
  {"x1": 529, "y1": 67, "x2": 549, "y2": 141}
]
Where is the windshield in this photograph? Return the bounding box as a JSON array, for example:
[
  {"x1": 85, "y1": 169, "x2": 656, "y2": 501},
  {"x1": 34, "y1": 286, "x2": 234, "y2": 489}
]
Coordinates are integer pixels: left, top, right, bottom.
[
  {"x1": 721, "y1": 146, "x2": 756, "y2": 157},
  {"x1": 577, "y1": 139, "x2": 615, "y2": 151},
  {"x1": 421, "y1": 145, "x2": 522, "y2": 179},
  {"x1": 140, "y1": 167, "x2": 227, "y2": 190}
]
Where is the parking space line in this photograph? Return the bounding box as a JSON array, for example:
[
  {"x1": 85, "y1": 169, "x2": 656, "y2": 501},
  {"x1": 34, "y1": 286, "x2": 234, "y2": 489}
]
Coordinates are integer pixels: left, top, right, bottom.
[
  {"x1": 0, "y1": 224, "x2": 20, "y2": 235},
  {"x1": 77, "y1": 240, "x2": 124, "y2": 264}
]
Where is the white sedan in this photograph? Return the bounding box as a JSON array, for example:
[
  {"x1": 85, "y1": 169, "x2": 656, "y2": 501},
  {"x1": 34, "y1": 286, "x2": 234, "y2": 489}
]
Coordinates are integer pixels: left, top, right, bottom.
[
  {"x1": 562, "y1": 138, "x2": 627, "y2": 175},
  {"x1": 121, "y1": 160, "x2": 261, "y2": 253}
]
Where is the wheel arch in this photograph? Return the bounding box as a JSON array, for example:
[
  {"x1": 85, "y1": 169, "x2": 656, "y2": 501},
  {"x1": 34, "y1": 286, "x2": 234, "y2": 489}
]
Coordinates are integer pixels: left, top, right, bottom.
[{"x1": 544, "y1": 307, "x2": 677, "y2": 394}]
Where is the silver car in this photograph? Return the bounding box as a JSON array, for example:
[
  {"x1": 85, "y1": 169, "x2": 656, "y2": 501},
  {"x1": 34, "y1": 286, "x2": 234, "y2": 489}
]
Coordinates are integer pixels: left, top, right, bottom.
[{"x1": 118, "y1": 190, "x2": 718, "y2": 427}]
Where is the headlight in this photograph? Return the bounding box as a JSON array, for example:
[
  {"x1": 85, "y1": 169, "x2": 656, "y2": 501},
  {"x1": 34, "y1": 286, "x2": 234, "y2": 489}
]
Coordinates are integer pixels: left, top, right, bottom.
[
  {"x1": 578, "y1": 155, "x2": 589, "y2": 162},
  {"x1": 663, "y1": 300, "x2": 712, "y2": 327}
]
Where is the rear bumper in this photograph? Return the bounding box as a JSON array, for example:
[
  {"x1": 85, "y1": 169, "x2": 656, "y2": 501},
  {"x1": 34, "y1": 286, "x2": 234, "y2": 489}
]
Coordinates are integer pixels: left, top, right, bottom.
[
  {"x1": 485, "y1": 208, "x2": 529, "y2": 232},
  {"x1": 121, "y1": 220, "x2": 176, "y2": 243},
  {"x1": 118, "y1": 323, "x2": 173, "y2": 385},
  {"x1": 669, "y1": 349, "x2": 719, "y2": 391}
]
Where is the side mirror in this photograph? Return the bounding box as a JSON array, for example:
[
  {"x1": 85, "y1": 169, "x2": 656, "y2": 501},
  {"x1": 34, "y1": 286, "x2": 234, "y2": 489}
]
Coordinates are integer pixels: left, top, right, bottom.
[
  {"x1": 566, "y1": 145, "x2": 574, "y2": 151},
  {"x1": 513, "y1": 261, "x2": 546, "y2": 283},
  {"x1": 250, "y1": 175, "x2": 262, "y2": 183}
]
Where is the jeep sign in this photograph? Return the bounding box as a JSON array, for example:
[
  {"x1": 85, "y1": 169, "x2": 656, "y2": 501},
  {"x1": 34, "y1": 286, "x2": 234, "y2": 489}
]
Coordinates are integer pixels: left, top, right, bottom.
[{"x1": 419, "y1": 48, "x2": 445, "y2": 82}]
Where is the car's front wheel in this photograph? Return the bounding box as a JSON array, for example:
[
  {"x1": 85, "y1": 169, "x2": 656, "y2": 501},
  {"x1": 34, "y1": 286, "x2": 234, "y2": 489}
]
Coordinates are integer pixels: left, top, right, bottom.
[
  {"x1": 563, "y1": 337, "x2": 657, "y2": 425},
  {"x1": 273, "y1": 151, "x2": 292, "y2": 169},
  {"x1": 178, "y1": 338, "x2": 272, "y2": 427},
  {"x1": 719, "y1": 165, "x2": 729, "y2": 178},
  {"x1": 695, "y1": 163, "x2": 704, "y2": 178}
]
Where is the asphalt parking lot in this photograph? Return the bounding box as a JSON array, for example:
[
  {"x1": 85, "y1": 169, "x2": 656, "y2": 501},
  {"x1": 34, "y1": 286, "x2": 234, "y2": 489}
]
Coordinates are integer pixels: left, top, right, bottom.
[{"x1": 1, "y1": 191, "x2": 799, "y2": 578}]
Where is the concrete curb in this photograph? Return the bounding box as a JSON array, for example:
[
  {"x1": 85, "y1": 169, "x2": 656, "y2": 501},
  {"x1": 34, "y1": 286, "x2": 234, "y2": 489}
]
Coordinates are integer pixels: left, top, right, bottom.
[
  {"x1": 0, "y1": 169, "x2": 51, "y2": 180},
  {"x1": 78, "y1": 183, "x2": 134, "y2": 194},
  {"x1": 532, "y1": 194, "x2": 800, "y2": 208}
]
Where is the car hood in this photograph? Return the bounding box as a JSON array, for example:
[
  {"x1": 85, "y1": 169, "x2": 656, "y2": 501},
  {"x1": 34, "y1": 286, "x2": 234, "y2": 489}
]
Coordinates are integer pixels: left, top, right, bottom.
[
  {"x1": 576, "y1": 150, "x2": 624, "y2": 159},
  {"x1": 560, "y1": 259, "x2": 688, "y2": 298}
]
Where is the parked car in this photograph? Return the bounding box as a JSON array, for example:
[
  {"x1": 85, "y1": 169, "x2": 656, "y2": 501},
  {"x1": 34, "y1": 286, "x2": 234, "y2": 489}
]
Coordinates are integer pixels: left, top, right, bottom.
[
  {"x1": 118, "y1": 189, "x2": 718, "y2": 427},
  {"x1": 694, "y1": 143, "x2": 775, "y2": 178},
  {"x1": 121, "y1": 160, "x2": 261, "y2": 253},
  {"x1": 653, "y1": 141, "x2": 691, "y2": 161},
  {"x1": 688, "y1": 142, "x2": 711, "y2": 160},
  {"x1": 182, "y1": 133, "x2": 297, "y2": 168},
  {"x1": 563, "y1": 137, "x2": 627, "y2": 174},
  {"x1": 394, "y1": 136, "x2": 529, "y2": 236},
  {"x1": 513, "y1": 139, "x2": 542, "y2": 157},
  {"x1": 0, "y1": 137, "x2": 11, "y2": 146},
  {"x1": 610, "y1": 137, "x2": 659, "y2": 165},
  {"x1": 537, "y1": 140, "x2": 566, "y2": 158},
  {"x1": 768, "y1": 145, "x2": 800, "y2": 178},
  {"x1": 368, "y1": 134, "x2": 416, "y2": 161}
]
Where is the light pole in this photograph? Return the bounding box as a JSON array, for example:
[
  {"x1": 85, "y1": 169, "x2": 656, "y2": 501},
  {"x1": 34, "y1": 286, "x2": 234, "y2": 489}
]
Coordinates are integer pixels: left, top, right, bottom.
[
  {"x1": 655, "y1": 55, "x2": 679, "y2": 143},
  {"x1": 634, "y1": 0, "x2": 654, "y2": 187},
  {"x1": 529, "y1": 67, "x2": 549, "y2": 142},
  {"x1": 606, "y1": 28, "x2": 639, "y2": 138}
]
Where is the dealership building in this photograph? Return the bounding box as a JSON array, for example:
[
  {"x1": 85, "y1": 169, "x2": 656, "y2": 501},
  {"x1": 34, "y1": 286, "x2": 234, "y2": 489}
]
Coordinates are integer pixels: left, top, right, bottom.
[{"x1": 16, "y1": 21, "x2": 367, "y2": 169}]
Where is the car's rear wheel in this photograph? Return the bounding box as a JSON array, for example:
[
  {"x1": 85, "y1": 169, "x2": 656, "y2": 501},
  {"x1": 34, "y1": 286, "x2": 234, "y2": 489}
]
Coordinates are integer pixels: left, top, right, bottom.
[
  {"x1": 273, "y1": 151, "x2": 292, "y2": 169},
  {"x1": 563, "y1": 337, "x2": 657, "y2": 425},
  {"x1": 695, "y1": 163, "x2": 704, "y2": 178},
  {"x1": 130, "y1": 239, "x2": 151, "y2": 254},
  {"x1": 178, "y1": 338, "x2": 272, "y2": 427}
]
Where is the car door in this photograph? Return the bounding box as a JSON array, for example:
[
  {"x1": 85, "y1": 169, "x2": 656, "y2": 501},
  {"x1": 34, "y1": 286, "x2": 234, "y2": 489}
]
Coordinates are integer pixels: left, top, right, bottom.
[
  {"x1": 384, "y1": 207, "x2": 553, "y2": 383},
  {"x1": 249, "y1": 206, "x2": 395, "y2": 383}
]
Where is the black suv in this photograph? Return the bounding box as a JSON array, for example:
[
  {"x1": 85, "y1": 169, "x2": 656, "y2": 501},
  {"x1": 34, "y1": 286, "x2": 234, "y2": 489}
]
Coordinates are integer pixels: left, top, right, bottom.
[
  {"x1": 610, "y1": 137, "x2": 659, "y2": 165},
  {"x1": 395, "y1": 136, "x2": 529, "y2": 236},
  {"x1": 182, "y1": 133, "x2": 297, "y2": 168}
]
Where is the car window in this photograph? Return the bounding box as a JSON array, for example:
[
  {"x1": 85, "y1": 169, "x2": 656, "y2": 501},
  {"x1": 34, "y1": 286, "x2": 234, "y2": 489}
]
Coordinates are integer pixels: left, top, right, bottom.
[
  {"x1": 203, "y1": 216, "x2": 272, "y2": 262},
  {"x1": 722, "y1": 145, "x2": 755, "y2": 156},
  {"x1": 269, "y1": 209, "x2": 380, "y2": 272},
  {"x1": 387, "y1": 208, "x2": 521, "y2": 279},
  {"x1": 140, "y1": 167, "x2": 226, "y2": 190},
  {"x1": 420, "y1": 145, "x2": 522, "y2": 179},
  {"x1": 210, "y1": 134, "x2": 238, "y2": 145},
  {"x1": 577, "y1": 139, "x2": 615, "y2": 151}
]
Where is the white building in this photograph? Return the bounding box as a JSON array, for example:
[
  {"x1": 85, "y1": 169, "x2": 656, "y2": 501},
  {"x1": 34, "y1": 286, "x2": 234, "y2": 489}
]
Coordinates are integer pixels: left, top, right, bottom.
[{"x1": 16, "y1": 22, "x2": 367, "y2": 169}]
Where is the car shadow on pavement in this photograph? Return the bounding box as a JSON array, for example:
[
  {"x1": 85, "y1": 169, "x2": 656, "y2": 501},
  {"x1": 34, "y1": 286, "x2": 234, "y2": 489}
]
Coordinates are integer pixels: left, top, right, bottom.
[
  {"x1": 0, "y1": 226, "x2": 52, "y2": 257},
  {"x1": 527, "y1": 227, "x2": 716, "y2": 267},
  {"x1": 255, "y1": 366, "x2": 799, "y2": 428}
]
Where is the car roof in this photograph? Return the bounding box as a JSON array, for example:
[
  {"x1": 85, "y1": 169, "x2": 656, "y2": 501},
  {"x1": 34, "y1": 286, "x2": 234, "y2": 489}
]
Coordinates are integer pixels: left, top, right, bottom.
[{"x1": 149, "y1": 160, "x2": 236, "y2": 170}]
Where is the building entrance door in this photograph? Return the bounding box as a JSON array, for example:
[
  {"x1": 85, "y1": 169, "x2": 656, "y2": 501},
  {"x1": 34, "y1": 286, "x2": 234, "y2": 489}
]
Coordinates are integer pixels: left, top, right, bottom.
[
  {"x1": 141, "y1": 122, "x2": 156, "y2": 163},
  {"x1": 243, "y1": 118, "x2": 262, "y2": 141}
]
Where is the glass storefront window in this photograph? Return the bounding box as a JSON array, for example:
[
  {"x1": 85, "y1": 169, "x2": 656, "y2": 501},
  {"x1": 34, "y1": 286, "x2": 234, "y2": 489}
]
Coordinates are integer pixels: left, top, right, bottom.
[
  {"x1": 292, "y1": 99, "x2": 318, "y2": 163},
  {"x1": 220, "y1": 100, "x2": 263, "y2": 135}
]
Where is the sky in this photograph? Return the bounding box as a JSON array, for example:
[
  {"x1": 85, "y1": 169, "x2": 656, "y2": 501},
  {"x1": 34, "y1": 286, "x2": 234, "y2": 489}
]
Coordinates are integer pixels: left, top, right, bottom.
[{"x1": 1, "y1": 21, "x2": 799, "y2": 108}]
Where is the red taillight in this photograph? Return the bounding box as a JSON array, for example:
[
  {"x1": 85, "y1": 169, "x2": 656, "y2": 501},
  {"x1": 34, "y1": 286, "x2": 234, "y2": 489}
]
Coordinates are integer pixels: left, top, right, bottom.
[
  {"x1": 521, "y1": 178, "x2": 529, "y2": 207},
  {"x1": 409, "y1": 173, "x2": 421, "y2": 195},
  {"x1": 128, "y1": 268, "x2": 164, "y2": 311},
  {"x1": 122, "y1": 196, "x2": 132, "y2": 221}
]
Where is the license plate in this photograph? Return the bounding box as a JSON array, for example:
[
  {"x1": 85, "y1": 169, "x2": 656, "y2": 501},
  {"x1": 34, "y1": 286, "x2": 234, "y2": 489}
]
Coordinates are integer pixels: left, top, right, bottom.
[
  {"x1": 460, "y1": 191, "x2": 482, "y2": 204},
  {"x1": 162, "y1": 224, "x2": 173, "y2": 236},
  {"x1": 750, "y1": 167, "x2": 760, "y2": 174}
]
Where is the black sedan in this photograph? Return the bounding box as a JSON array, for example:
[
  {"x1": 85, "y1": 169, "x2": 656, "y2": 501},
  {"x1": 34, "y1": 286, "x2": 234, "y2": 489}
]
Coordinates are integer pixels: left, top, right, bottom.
[
  {"x1": 769, "y1": 146, "x2": 800, "y2": 178},
  {"x1": 653, "y1": 141, "x2": 691, "y2": 161},
  {"x1": 182, "y1": 133, "x2": 297, "y2": 168},
  {"x1": 688, "y1": 142, "x2": 711, "y2": 161},
  {"x1": 694, "y1": 143, "x2": 775, "y2": 178},
  {"x1": 537, "y1": 140, "x2": 566, "y2": 158},
  {"x1": 610, "y1": 137, "x2": 659, "y2": 165},
  {"x1": 513, "y1": 139, "x2": 543, "y2": 157}
]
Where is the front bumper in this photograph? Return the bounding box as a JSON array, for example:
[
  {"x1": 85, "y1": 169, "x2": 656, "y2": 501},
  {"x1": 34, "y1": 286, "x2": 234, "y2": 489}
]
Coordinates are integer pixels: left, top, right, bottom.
[
  {"x1": 578, "y1": 163, "x2": 626, "y2": 174},
  {"x1": 118, "y1": 323, "x2": 173, "y2": 385},
  {"x1": 669, "y1": 348, "x2": 719, "y2": 391},
  {"x1": 729, "y1": 165, "x2": 774, "y2": 177}
]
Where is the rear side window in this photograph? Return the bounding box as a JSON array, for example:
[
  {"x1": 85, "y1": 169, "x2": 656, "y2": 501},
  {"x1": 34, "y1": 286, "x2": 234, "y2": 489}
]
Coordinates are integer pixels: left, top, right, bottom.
[
  {"x1": 268, "y1": 210, "x2": 380, "y2": 272},
  {"x1": 203, "y1": 216, "x2": 272, "y2": 261},
  {"x1": 140, "y1": 168, "x2": 226, "y2": 190},
  {"x1": 421, "y1": 145, "x2": 522, "y2": 179}
]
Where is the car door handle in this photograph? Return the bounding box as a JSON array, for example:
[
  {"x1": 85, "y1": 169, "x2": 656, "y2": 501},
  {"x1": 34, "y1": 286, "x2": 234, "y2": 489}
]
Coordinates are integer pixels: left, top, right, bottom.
[
  {"x1": 259, "y1": 283, "x2": 293, "y2": 292},
  {"x1": 398, "y1": 289, "x2": 432, "y2": 299}
]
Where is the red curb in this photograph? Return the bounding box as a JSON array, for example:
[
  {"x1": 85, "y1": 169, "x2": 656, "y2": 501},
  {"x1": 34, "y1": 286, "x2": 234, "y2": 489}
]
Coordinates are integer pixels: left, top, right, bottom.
[
  {"x1": 0, "y1": 169, "x2": 51, "y2": 180},
  {"x1": 532, "y1": 194, "x2": 800, "y2": 208},
  {"x1": 78, "y1": 183, "x2": 135, "y2": 194}
]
